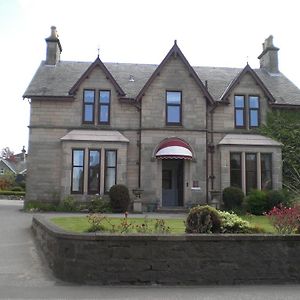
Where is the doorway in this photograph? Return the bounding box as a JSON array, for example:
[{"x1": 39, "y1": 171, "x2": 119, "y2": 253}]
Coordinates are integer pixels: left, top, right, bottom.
[{"x1": 162, "y1": 160, "x2": 184, "y2": 207}]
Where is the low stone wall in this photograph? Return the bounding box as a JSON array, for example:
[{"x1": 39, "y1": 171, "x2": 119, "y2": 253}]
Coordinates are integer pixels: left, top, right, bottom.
[{"x1": 32, "y1": 215, "x2": 300, "y2": 285}]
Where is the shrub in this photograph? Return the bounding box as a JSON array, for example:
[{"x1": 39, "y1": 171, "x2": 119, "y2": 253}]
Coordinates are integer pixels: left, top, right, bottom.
[
  {"x1": 246, "y1": 189, "x2": 268, "y2": 215},
  {"x1": 58, "y1": 196, "x2": 77, "y2": 212},
  {"x1": 185, "y1": 205, "x2": 221, "y2": 233},
  {"x1": 265, "y1": 189, "x2": 292, "y2": 211},
  {"x1": 24, "y1": 201, "x2": 57, "y2": 212},
  {"x1": 86, "y1": 214, "x2": 106, "y2": 232},
  {"x1": 218, "y1": 210, "x2": 260, "y2": 233},
  {"x1": 109, "y1": 184, "x2": 130, "y2": 213},
  {"x1": 88, "y1": 195, "x2": 112, "y2": 213},
  {"x1": 222, "y1": 186, "x2": 244, "y2": 210},
  {"x1": 266, "y1": 205, "x2": 300, "y2": 234},
  {"x1": 11, "y1": 186, "x2": 24, "y2": 192},
  {"x1": 0, "y1": 190, "x2": 25, "y2": 196}
]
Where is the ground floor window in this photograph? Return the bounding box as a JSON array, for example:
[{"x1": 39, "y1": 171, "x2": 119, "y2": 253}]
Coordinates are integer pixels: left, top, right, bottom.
[
  {"x1": 105, "y1": 150, "x2": 117, "y2": 193},
  {"x1": 71, "y1": 148, "x2": 117, "y2": 195},
  {"x1": 230, "y1": 152, "x2": 273, "y2": 194},
  {"x1": 71, "y1": 149, "x2": 85, "y2": 193}
]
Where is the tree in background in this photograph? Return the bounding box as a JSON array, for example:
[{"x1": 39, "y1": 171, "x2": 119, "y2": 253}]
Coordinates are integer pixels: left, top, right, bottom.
[
  {"x1": 1, "y1": 147, "x2": 15, "y2": 161},
  {"x1": 259, "y1": 110, "x2": 300, "y2": 193}
]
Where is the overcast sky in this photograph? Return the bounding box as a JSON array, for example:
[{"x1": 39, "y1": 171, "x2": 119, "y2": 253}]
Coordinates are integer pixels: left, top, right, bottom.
[{"x1": 1, "y1": 0, "x2": 300, "y2": 154}]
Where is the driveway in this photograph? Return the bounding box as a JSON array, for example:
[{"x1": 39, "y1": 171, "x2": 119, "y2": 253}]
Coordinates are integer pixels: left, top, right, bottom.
[{"x1": 1, "y1": 199, "x2": 300, "y2": 299}]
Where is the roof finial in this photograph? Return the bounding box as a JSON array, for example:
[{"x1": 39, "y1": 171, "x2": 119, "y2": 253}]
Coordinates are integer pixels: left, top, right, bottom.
[
  {"x1": 174, "y1": 39, "x2": 177, "y2": 45},
  {"x1": 246, "y1": 55, "x2": 249, "y2": 65},
  {"x1": 97, "y1": 45, "x2": 100, "y2": 58}
]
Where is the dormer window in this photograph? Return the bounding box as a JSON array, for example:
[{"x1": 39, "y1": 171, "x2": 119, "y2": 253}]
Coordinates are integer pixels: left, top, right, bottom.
[{"x1": 83, "y1": 90, "x2": 95, "y2": 123}]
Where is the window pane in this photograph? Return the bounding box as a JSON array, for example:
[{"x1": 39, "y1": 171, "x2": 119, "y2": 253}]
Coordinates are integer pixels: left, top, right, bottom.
[
  {"x1": 99, "y1": 91, "x2": 110, "y2": 103},
  {"x1": 249, "y1": 96, "x2": 259, "y2": 108},
  {"x1": 105, "y1": 168, "x2": 116, "y2": 192},
  {"x1": 89, "y1": 150, "x2": 100, "y2": 194},
  {"x1": 235, "y1": 109, "x2": 244, "y2": 126},
  {"x1": 84, "y1": 104, "x2": 93, "y2": 122},
  {"x1": 230, "y1": 153, "x2": 242, "y2": 188},
  {"x1": 106, "y1": 151, "x2": 116, "y2": 167},
  {"x1": 84, "y1": 90, "x2": 95, "y2": 103},
  {"x1": 72, "y1": 167, "x2": 84, "y2": 192},
  {"x1": 73, "y1": 150, "x2": 84, "y2": 166},
  {"x1": 167, "y1": 106, "x2": 180, "y2": 123},
  {"x1": 246, "y1": 153, "x2": 257, "y2": 193},
  {"x1": 99, "y1": 105, "x2": 109, "y2": 122},
  {"x1": 261, "y1": 154, "x2": 272, "y2": 190},
  {"x1": 167, "y1": 92, "x2": 181, "y2": 104},
  {"x1": 234, "y1": 96, "x2": 245, "y2": 108},
  {"x1": 250, "y1": 110, "x2": 258, "y2": 127}
]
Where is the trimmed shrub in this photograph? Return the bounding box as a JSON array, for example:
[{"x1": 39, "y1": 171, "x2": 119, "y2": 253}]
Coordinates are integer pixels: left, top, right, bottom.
[
  {"x1": 0, "y1": 190, "x2": 25, "y2": 196},
  {"x1": 265, "y1": 189, "x2": 292, "y2": 211},
  {"x1": 58, "y1": 196, "x2": 77, "y2": 212},
  {"x1": 246, "y1": 189, "x2": 268, "y2": 215},
  {"x1": 24, "y1": 201, "x2": 57, "y2": 212},
  {"x1": 222, "y1": 186, "x2": 244, "y2": 210},
  {"x1": 88, "y1": 195, "x2": 112, "y2": 213},
  {"x1": 109, "y1": 184, "x2": 130, "y2": 213},
  {"x1": 185, "y1": 205, "x2": 221, "y2": 233},
  {"x1": 11, "y1": 186, "x2": 24, "y2": 192}
]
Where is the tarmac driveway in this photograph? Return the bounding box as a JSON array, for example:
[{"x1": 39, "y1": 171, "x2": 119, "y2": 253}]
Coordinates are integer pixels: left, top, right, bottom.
[{"x1": 1, "y1": 199, "x2": 300, "y2": 299}]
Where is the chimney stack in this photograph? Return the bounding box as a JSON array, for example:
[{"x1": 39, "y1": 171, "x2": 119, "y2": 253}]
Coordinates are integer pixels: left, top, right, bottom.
[
  {"x1": 258, "y1": 35, "x2": 279, "y2": 74},
  {"x1": 45, "y1": 26, "x2": 62, "y2": 65}
]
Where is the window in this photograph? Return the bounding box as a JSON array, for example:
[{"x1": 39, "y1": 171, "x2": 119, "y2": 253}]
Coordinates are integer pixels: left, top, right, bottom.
[
  {"x1": 83, "y1": 90, "x2": 95, "y2": 123},
  {"x1": 99, "y1": 90, "x2": 110, "y2": 124},
  {"x1": 230, "y1": 153, "x2": 242, "y2": 188},
  {"x1": 105, "y1": 150, "x2": 117, "y2": 193},
  {"x1": 249, "y1": 96, "x2": 260, "y2": 127},
  {"x1": 0, "y1": 168, "x2": 4, "y2": 175},
  {"x1": 166, "y1": 91, "x2": 181, "y2": 125},
  {"x1": 88, "y1": 150, "x2": 101, "y2": 194},
  {"x1": 71, "y1": 149, "x2": 85, "y2": 194},
  {"x1": 261, "y1": 153, "x2": 272, "y2": 190},
  {"x1": 246, "y1": 153, "x2": 257, "y2": 193},
  {"x1": 234, "y1": 95, "x2": 245, "y2": 128}
]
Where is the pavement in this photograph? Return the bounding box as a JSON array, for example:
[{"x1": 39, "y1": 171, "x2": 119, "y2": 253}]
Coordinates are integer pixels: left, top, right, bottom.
[{"x1": 1, "y1": 199, "x2": 300, "y2": 299}]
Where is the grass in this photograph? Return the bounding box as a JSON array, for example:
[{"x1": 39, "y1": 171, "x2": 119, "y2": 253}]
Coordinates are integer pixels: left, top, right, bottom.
[
  {"x1": 51, "y1": 214, "x2": 276, "y2": 234},
  {"x1": 51, "y1": 216, "x2": 186, "y2": 233}
]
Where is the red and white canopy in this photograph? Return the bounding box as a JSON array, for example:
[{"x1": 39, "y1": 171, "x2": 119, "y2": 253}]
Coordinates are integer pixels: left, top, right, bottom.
[{"x1": 155, "y1": 138, "x2": 193, "y2": 160}]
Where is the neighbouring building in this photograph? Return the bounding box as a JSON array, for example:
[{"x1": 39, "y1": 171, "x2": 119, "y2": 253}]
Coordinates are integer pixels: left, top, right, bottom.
[
  {"x1": 23, "y1": 27, "x2": 300, "y2": 210},
  {"x1": 0, "y1": 147, "x2": 27, "y2": 177}
]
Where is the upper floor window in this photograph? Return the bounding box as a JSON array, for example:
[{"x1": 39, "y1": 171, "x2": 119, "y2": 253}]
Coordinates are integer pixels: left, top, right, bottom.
[
  {"x1": 99, "y1": 90, "x2": 111, "y2": 124},
  {"x1": 83, "y1": 90, "x2": 95, "y2": 123},
  {"x1": 234, "y1": 95, "x2": 245, "y2": 128},
  {"x1": 166, "y1": 91, "x2": 182, "y2": 125},
  {"x1": 249, "y1": 96, "x2": 260, "y2": 128}
]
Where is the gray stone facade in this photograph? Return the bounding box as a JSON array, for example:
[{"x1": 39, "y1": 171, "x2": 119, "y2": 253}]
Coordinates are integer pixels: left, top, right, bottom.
[{"x1": 23, "y1": 28, "x2": 300, "y2": 209}]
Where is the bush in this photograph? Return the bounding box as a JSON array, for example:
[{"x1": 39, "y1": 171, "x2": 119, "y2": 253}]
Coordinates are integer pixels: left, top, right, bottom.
[
  {"x1": 0, "y1": 190, "x2": 25, "y2": 196},
  {"x1": 58, "y1": 196, "x2": 77, "y2": 212},
  {"x1": 11, "y1": 186, "x2": 24, "y2": 192},
  {"x1": 265, "y1": 189, "x2": 292, "y2": 211},
  {"x1": 246, "y1": 189, "x2": 268, "y2": 215},
  {"x1": 222, "y1": 186, "x2": 244, "y2": 210},
  {"x1": 88, "y1": 195, "x2": 112, "y2": 213},
  {"x1": 185, "y1": 205, "x2": 221, "y2": 233},
  {"x1": 24, "y1": 201, "x2": 57, "y2": 212},
  {"x1": 218, "y1": 210, "x2": 262, "y2": 233},
  {"x1": 267, "y1": 205, "x2": 300, "y2": 234},
  {"x1": 109, "y1": 184, "x2": 130, "y2": 213}
]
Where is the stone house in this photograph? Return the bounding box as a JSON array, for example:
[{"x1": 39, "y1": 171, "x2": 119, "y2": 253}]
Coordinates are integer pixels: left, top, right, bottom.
[
  {"x1": 0, "y1": 147, "x2": 27, "y2": 176},
  {"x1": 23, "y1": 27, "x2": 300, "y2": 210}
]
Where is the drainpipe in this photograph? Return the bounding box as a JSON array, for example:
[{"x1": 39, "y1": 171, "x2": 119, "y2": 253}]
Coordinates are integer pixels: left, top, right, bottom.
[
  {"x1": 138, "y1": 102, "x2": 142, "y2": 188},
  {"x1": 205, "y1": 102, "x2": 209, "y2": 204}
]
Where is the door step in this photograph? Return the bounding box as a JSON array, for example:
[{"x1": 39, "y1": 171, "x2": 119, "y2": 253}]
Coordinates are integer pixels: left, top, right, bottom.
[{"x1": 157, "y1": 206, "x2": 189, "y2": 214}]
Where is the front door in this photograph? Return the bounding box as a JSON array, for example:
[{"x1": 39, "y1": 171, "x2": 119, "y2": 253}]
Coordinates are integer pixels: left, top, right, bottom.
[{"x1": 162, "y1": 160, "x2": 184, "y2": 207}]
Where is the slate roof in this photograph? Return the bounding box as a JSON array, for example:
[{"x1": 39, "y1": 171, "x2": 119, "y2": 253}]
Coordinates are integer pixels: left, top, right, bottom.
[
  {"x1": 23, "y1": 60, "x2": 300, "y2": 106},
  {"x1": 0, "y1": 158, "x2": 27, "y2": 174},
  {"x1": 218, "y1": 134, "x2": 282, "y2": 147}
]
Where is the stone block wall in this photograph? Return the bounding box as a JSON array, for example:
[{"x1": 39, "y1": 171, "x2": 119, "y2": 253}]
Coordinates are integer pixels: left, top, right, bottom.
[{"x1": 32, "y1": 215, "x2": 300, "y2": 285}]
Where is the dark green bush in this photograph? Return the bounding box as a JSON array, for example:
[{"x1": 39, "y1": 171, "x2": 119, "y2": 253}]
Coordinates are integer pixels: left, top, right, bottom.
[
  {"x1": 88, "y1": 195, "x2": 112, "y2": 213},
  {"x1": 109, "y1": 184, "x2": 130, "y2": 213},
  {"x1": 11, "y1": 186, "x2": 24, "y2": 192},
  {"x1": 24, "y1": 201, "x2": 57, "y2": 212},
  {"x1": 222, "y1": 186, "x2": 244, "y2": 210},
  {"x1": 57, "y1": 196, "x2": 77, "y2": 212},
  {"x1": 246, "y1": 189, "x2": 268, "y2": 215},
  {"x1": 185, "y1": 205, "x2": 221, "y2": 233},
  {"x1": 0, "y1": 190, "x2": 25, "y2": 196},
  {"x1": 265, "y1": 189, "x2": 292, "y2": 212}
]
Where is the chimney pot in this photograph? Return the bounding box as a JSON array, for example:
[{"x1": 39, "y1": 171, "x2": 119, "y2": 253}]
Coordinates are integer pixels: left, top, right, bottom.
[{"x1": 45, "y1": 26, "x2": 62, "y2": 65}]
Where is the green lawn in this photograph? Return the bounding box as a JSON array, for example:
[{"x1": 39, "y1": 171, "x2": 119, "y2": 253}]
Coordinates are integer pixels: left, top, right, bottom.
[{"x1": 51, "y1": 214, "x2": 275, "y2": 234}]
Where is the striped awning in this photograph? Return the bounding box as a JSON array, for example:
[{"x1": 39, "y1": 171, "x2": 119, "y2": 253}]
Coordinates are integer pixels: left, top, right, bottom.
[{"x1": 155, "y1": 138, "x2": 193, "y2": 160}]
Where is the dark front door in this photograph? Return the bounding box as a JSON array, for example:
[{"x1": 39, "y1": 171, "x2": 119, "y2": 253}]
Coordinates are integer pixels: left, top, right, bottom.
[{"x1": 162, "y1": 160, "x2": 183, "y2": 207}]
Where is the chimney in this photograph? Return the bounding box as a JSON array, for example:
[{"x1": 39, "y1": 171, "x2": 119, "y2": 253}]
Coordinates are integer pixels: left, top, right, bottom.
[
  {"x1": 258, "y1": 35, "x2": 279, "y2": 73},
  {"x1": 45, "y1": 26, "x2": 62, "y2": 65}
]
